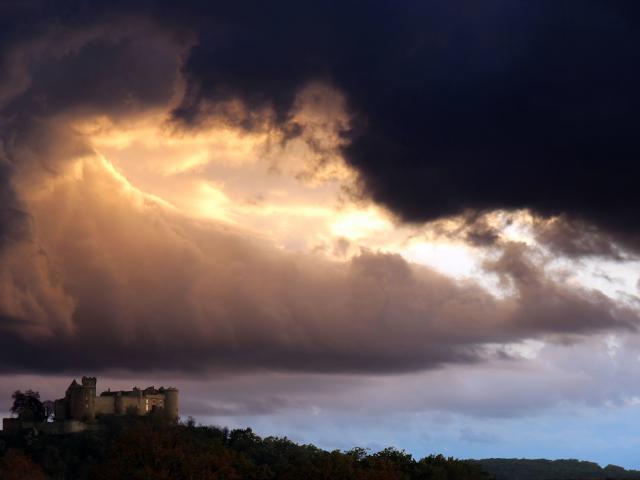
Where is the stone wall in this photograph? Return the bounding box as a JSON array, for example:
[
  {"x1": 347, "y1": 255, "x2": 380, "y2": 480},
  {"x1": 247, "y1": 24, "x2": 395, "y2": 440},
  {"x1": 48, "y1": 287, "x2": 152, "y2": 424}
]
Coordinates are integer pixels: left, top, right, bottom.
[{"x1": 95, "y1": 396, "x2": 115, "y2": 415}]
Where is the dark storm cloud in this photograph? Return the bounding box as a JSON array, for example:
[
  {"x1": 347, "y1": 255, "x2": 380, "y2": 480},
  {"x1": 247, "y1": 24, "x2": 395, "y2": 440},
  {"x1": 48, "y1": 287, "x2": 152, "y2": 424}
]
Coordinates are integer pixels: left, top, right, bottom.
[
  {"x1": 532, "y1": 216, "x2": 628, "y2": 260},
  {"x1": 4, "y1": 1, "x2": 640, "y2": 245},
  {"x1": 0, "y1": 10, "x2": 187, "y2": 119},
  {"x1": 0, "y1": 164, "x2": 29, "y2": 249},
  {"x1": 164, "y1": 1, "x2": 640, "y2": 245},
  {"x1": 531, "y1": 215, "x2": 640, "y2": 260}
]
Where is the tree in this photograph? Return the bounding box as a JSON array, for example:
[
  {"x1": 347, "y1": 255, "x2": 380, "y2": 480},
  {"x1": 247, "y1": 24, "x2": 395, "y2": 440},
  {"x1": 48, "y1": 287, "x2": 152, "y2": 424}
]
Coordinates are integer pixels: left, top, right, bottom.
[
  {"x1": 10, "y1": 390, "x2": 46, "y2": 422},
  {"x1": 0, "y1": 449, "x2": 46, "y2": 480}
]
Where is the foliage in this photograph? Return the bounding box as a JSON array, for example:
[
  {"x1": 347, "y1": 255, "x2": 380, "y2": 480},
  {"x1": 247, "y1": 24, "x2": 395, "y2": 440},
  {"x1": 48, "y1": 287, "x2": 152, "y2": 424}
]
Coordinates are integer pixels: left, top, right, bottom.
[
  {"x1": 10, "y1": 390, "x2": 47, "y2": 423},
  {"x1": 472, "y1": 458, "x2": 640, "y2": 480},
  {"x1": 0, "y1": 449, "x2": 46, "y2": 480},
  {"x1": 0, "y1": 416, "x2": 491, "y2": 480}
]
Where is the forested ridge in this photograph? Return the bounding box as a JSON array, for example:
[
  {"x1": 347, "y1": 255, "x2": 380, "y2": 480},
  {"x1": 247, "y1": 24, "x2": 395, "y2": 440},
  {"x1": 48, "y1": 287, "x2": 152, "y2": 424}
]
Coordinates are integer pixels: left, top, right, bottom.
[
  {"x1": 3, "y1": 415, "x2": 638, "y2": 479},
  {"x1": 472, "y1": 458, "x2": 640, "y2": 480},
  {"x1": 0, "y1": 416, "x2": 489, "y2": 479}
]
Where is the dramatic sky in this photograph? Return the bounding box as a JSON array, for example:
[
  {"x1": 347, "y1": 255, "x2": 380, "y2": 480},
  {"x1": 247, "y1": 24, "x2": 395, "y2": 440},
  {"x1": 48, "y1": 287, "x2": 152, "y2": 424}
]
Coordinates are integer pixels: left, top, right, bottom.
[{"x1": 2, "y1": 0, "x2": 640, "y2": 468}]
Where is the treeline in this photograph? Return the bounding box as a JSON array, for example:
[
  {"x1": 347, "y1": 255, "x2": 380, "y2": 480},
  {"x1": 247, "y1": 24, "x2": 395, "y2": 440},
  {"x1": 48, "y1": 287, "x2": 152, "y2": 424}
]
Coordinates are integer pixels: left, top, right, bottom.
[
  {"x1": 472, "y1": 458, "x2": 640, "y2": 480},
  {"x1": 0, "y1": 417, "x2": 490, "y2": 479}
]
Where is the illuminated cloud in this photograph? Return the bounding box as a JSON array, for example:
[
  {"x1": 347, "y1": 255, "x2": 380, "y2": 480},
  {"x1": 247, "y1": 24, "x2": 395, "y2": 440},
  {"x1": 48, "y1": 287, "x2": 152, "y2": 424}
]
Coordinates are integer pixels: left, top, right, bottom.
[{"x1": 0, "y1": 123, "x2": 636, "y2": 374}]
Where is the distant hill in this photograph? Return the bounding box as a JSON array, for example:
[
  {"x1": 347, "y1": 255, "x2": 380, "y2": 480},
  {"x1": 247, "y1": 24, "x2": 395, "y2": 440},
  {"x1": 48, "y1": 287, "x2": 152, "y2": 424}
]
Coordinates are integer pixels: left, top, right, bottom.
[{"x1": 471, "y1": 458, "x2": 640, "y2": 480}]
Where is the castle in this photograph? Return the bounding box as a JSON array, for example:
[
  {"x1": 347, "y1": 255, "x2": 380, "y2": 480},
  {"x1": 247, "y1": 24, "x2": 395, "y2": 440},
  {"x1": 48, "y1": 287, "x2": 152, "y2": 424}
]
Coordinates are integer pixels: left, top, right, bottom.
[
  {"x1": 54, "y1": 376, "x2": 179, "y2": 422},
  {"x1": 3, "y1": 377, "x2": 179, "y2": 435}
]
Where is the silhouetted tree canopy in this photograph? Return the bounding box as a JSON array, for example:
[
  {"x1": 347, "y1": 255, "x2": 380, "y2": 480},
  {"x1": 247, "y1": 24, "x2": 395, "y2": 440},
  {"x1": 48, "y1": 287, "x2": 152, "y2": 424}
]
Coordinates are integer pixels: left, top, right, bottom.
[
  {"x1": 10, "y1": 390, "x2": 46, "y2": 423},
  {"x1": 473, "y1": 458, "x2": 640, "y2": 480},
  {"x1": 0, "y1": 449, "x2": 46, "y2": 480},
  {"x1": 0, "y1": 417, "x2": 491, "y2": 479}
]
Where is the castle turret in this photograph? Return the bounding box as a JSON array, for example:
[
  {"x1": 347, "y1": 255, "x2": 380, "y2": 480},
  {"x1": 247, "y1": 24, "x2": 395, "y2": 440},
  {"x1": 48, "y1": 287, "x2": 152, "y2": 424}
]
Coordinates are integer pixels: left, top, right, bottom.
[
  {"x1": 68, "y1": 376, "x2": 96, "y2": 422},
  {"x1": 163, "y1": 388, "x2": 179, "y2": 420}
]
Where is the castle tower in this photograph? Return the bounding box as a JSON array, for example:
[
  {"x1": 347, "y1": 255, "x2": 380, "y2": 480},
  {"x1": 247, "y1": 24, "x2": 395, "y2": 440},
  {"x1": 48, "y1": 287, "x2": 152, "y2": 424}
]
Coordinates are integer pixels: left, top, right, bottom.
[
  {"x1": 163, "y1": 388, "x2": 179, "y2": 420},
  {"x1": 68, "y1": 377, "x2": 96, "y2": 422}
]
